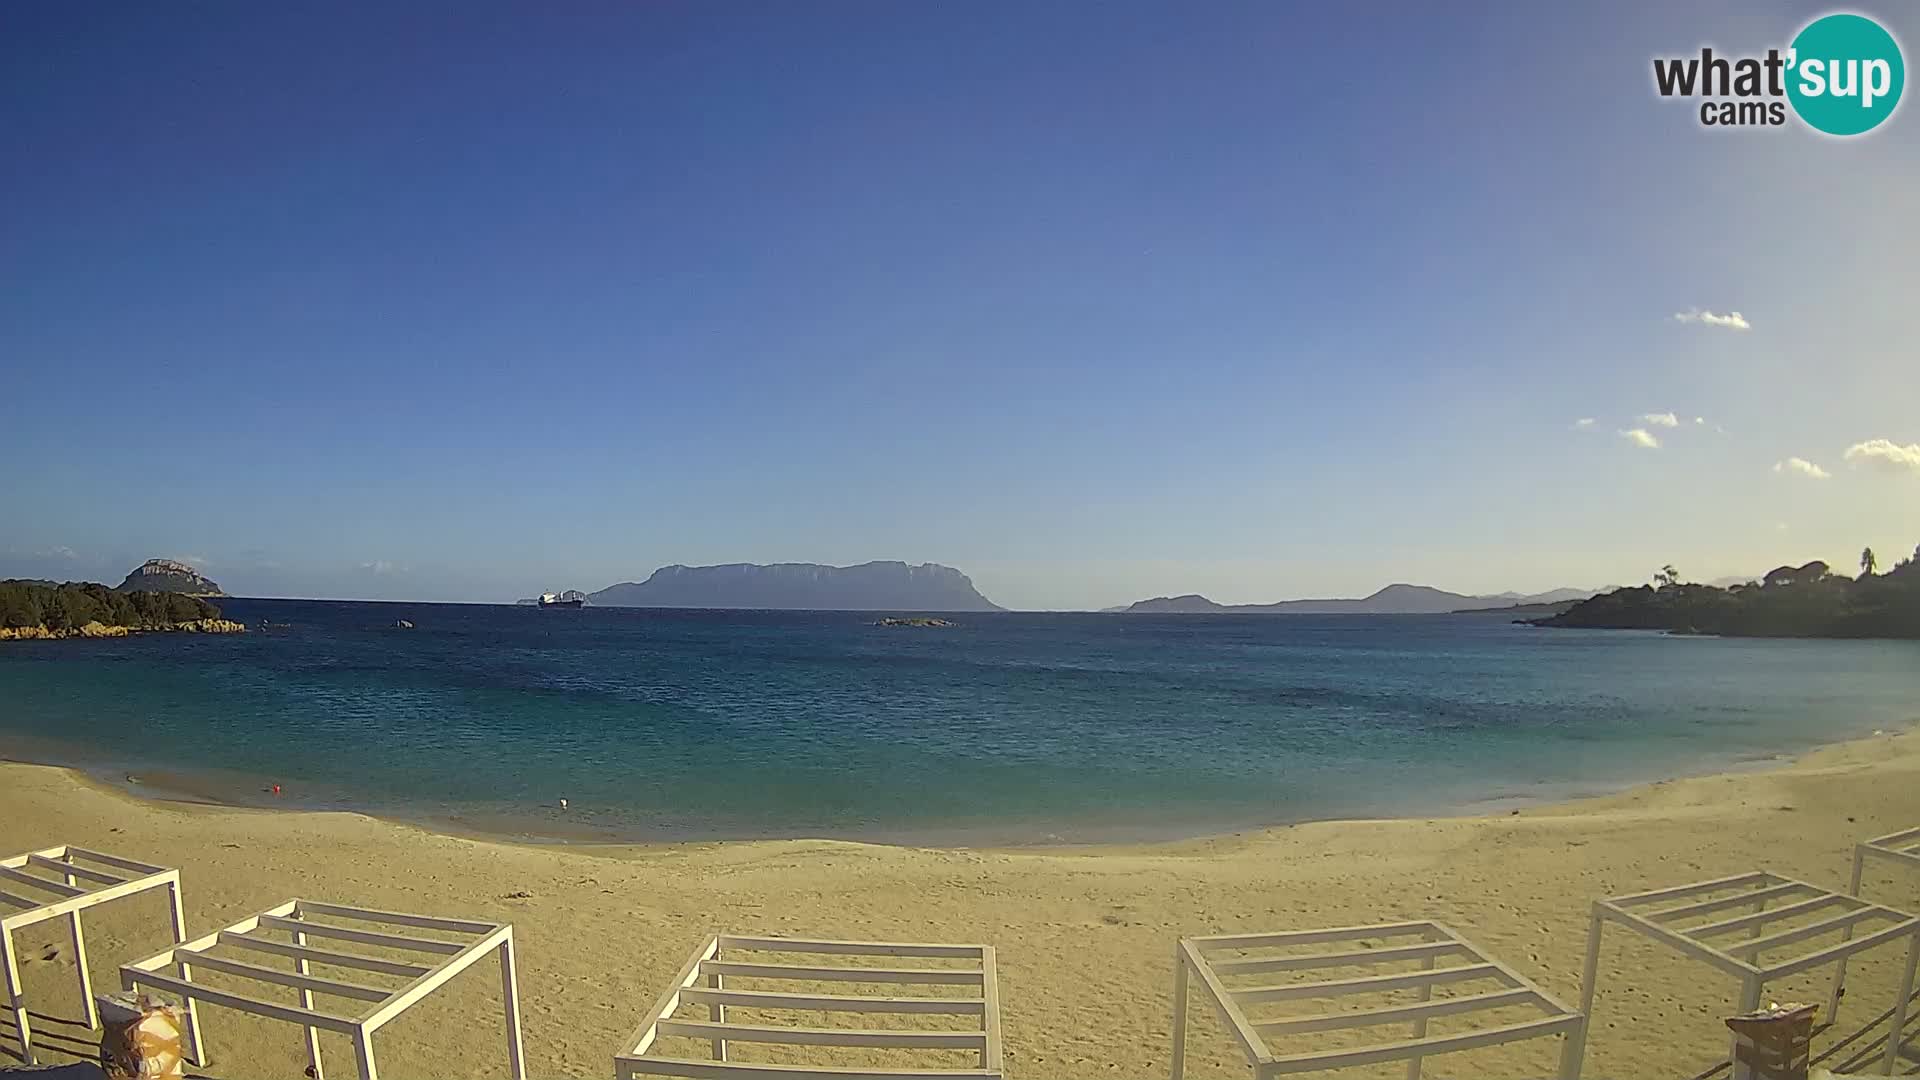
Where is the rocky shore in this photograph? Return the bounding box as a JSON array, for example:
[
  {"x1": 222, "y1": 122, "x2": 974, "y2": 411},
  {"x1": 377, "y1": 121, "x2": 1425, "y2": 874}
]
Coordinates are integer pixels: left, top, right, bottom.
[{"x1": 0, "y1": 618, "x2": 245, "y2": 641}]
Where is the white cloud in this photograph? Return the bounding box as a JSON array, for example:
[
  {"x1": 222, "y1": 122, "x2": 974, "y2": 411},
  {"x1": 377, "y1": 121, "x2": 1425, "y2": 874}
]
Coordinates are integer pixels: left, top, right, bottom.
[
  {"x1": 1673, "y1": 308, "x2": 1751, "y2": 330},
  {"x1": 1642, "y1": 412, "x2": 1680, "y2": 428},
  {"x1": 1618, "y1": 428, "x2": 1661, "y2": 449},
  {"x1": 1844, "y1": 439, "x2": 1920, "y2": 474},
  {"x1": 168, "y1": 554, "x2": 210, "y2": 567},
  {"x1": 1773, "y1": 457, "x2": 1831, "y2": 480},
  {"x1": 1573, "y1": 417, "x2": 1596, "y2": 429}
]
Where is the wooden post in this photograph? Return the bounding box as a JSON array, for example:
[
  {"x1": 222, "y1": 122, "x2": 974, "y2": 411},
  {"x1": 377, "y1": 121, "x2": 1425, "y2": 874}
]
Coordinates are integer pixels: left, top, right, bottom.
[
  {"x1": 1169, "y1": 943, "x2": 1189, "y2": 1080},
  {"x1": 499, "y1": 935, "x2": 526, "y2": 1080}
]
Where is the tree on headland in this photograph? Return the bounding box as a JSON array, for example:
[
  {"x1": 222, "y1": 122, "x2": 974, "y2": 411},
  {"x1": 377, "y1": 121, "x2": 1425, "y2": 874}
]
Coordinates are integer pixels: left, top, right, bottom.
[
  {"x1": 1539, "y1": 548, "x2": 1920, "y2": 638},
  {"x1": 1, "y1": 580, "x2": 223, "y2": 632}
]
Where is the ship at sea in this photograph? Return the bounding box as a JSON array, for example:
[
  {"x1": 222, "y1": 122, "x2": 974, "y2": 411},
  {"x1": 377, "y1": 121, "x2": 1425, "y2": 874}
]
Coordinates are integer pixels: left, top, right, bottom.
[{"x1": 538, "y1": 590, "x2": 587, "y2": 608}]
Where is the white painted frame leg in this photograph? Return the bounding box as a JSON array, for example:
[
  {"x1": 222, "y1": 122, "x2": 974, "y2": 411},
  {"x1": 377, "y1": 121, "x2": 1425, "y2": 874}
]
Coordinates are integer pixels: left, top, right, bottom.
[
  {"x1": 1883, "y1": 930, "x2": 1920, "y2": 1076},
  {"x1": 499, "y1": 935, "x2": 526, "y2": 1080},
  {"x1": 293, "y1": 926, "x2": 325, "y2": 1080},
  {"x1": 58, "y1": 860, "x2": 98, "y2": 1033},
  {"x1": 707, "y1": 968, "x2": 726, "y2": 1062},
  {"x1": 2, "y1": 927, "x2": 32, "y2": 1065},
  {"x1": 1556, "y1": 1014, "x2": 1588, "y2": 1080},
  {"x1": 1729, "y1": 975, "x2": 1764, "y2": 1078},
  {"x1": 165, "y1": 879, "x2": 204, "y2": 1066},
  {"x1": 1169, "y1": 942, "x2": 1189, "y2": 1080},
  {"x1": 1405, "y1": 949, "x2": 1437, "y2": 1080},
  {"x1": 353, "y1": 1025, "x2": 379, "y2": 1080},
  {"x1": 1827, "y1": 845, "x2": 1866, "y2": 1026}
]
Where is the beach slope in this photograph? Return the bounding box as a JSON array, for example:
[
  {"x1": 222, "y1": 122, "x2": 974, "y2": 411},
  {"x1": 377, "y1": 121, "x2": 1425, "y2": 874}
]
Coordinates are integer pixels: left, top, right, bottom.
[{"x1": 1, "y1": 730, "x2": 1917, "y2": 1078}]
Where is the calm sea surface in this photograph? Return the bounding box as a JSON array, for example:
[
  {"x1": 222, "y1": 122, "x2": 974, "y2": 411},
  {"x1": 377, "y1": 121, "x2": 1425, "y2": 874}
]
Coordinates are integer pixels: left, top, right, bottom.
[{"x1": 2, "y1": 600, "x2": 1916, "y2": 843}]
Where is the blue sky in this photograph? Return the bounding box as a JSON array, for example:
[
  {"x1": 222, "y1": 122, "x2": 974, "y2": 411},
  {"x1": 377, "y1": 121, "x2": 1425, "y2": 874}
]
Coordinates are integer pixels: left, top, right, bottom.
[{"x1": 4, "y1": 2, "x2": 1917, "y2": 608}]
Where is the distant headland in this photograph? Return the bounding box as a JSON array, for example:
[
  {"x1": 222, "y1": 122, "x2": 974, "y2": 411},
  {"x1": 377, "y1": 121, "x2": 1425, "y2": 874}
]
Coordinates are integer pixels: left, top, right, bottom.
[
  {"x1": 1533, "y1": 550, "x2": 1920, "y2": 639},
  {"x1": 1116, "y1": 584, "x2": 1597, "y2": 615},
  {"x1": 582, "y1": 561, "x2": 1003, "y2": 612}
]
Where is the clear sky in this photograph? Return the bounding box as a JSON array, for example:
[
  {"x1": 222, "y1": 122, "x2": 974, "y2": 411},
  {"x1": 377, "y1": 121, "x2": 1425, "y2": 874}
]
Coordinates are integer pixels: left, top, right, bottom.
[{"x1": 4, "y1": 2, "x2": 1917, "y2": 609}]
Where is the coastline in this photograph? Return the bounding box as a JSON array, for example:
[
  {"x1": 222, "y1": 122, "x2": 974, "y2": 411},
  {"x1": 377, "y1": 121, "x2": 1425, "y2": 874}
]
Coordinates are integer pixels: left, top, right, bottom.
[
  {"x1": 0, "y1": 710, "x2": 1891, "y2": 849},
  {"x1": 0, "y1": 618, "x2": 245, "y2": 641},
  {"x1": 3, "y1": 727, "x2": 1919, "y2": 1078}
]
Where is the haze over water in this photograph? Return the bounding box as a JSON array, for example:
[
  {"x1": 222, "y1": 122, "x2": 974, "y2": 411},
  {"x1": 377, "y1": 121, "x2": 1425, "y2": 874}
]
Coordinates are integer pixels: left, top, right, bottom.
[{"x1": 2, "y1": 599, "x2": 1916, "y2": 843}]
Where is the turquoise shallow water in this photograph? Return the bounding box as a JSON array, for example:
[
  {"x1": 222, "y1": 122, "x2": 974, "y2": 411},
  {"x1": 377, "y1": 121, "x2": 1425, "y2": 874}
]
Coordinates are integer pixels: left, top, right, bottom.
[{"x1": 1, "y1": 599, "x2": 1916, "y2": 843}]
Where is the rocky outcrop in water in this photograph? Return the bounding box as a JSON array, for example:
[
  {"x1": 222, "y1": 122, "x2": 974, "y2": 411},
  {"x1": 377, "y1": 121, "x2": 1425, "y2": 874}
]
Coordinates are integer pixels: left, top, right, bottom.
[{"x1": 0, "y1": 618, "x2": 244, "y2": 641}]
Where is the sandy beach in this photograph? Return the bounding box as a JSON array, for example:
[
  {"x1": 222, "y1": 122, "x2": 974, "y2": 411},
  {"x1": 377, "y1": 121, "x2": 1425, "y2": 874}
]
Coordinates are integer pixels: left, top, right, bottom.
[{"x1": 3, "y1": 727, "x2": 1917, "y2": 1079}]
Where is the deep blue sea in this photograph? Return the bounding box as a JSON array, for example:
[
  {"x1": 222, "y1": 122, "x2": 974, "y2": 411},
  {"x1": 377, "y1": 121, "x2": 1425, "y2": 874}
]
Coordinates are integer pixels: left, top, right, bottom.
[{"x1": 2, "y1": 599, "x2": 1917, "y2": 844}]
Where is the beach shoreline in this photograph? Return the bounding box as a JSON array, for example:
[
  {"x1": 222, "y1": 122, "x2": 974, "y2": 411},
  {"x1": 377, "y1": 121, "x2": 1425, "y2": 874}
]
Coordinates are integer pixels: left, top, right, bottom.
[
  {"x1": 4, "y1": 725, "x2": 1919, "y2": 1078},
  {"x1": 0, "y1": 714, "x2": 1896, "y2": 851}
]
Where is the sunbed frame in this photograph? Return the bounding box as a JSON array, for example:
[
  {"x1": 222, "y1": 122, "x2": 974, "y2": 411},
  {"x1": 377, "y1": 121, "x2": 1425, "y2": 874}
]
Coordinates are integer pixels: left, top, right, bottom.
[
  {"x1": 121, "y1": 898, "x2": 525, "y2": 1080},
  {"x1": 1171, "y1": 920, "x2": 1585, "y2": 1079},
  {"x1": 615, "y1": 934, "x2": 1003, "y2": 1080},
  {"x1": 0, "y1": 844, "x2": 190, "y2": 1065},
  {"x1": 1578, "y1": 870, "x2": 1920, "y2": 1076},
  {"x1": 1829, "y1": 827, "x2": 1920, "y2": 1029}
]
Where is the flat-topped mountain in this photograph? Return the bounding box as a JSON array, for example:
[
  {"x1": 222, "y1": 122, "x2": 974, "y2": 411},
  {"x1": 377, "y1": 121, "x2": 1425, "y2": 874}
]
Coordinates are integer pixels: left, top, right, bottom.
[
  {"x1": 1122, "y1": 584, "x2": 1596, "y2": 615},
  {"x1": 590, "y1": 561, "x2": 1003, "y2": 612},
  {"x1": 117, "y1": 559, "x2": 225, "y2": 597}
]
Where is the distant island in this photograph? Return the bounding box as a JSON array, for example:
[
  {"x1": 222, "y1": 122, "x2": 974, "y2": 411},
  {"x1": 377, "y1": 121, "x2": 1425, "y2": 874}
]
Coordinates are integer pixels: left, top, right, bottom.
[
  {"x1": 0, "y1": 579, "x2": 242, "y2": 640},
  {"x1": 1119, "y1": 584, "x2": 1596, "y2": 615},
  {"x1": 118, "y1": 558, "x2": 226, "y2": 597},
  {"x1": 1533, "y1": 550, "x2": 1920, "y2": 638},
  {"x1": 588, "y1": 561, "x2": 1003, "y2": 612}
]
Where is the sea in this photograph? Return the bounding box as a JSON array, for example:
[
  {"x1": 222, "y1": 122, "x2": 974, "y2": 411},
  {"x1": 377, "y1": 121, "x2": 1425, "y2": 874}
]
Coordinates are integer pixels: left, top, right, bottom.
[{"x1": 2, "y1": 599, "x2": 1917, "y2": 845}]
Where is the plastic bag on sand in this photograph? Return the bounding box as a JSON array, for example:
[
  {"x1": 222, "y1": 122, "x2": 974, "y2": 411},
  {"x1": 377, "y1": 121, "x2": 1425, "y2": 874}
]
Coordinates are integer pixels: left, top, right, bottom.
[{"x1": 96, "y1": 992, "x2": 184, "y2": 1079}]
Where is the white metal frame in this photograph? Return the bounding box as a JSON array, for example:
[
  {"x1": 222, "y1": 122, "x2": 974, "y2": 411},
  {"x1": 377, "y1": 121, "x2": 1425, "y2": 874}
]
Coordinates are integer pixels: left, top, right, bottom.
[
  {"x1": 615, "y1": 934, "x2": 1003, "y2": 1080},
  {"x1": 1830, "y1": 826, "x2": 1920, "y2": 1028},
  {"x1": 1171, "y1": 920, "x2": 1586, "y2": 1080},
  {"x1": 1577, "y1": 870, "x2": 1920, "y2": 1076},
  {"x1": 0, "y1": 844, "x2": 191, "y2": 1066},
  {"x1": 121, "y1": 898, "x2": 525, "y2": 1080}
]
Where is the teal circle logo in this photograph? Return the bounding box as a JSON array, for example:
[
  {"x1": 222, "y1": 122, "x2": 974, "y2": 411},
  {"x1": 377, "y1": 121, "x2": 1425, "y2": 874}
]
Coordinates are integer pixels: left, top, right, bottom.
[{"x1": 1787, "y1": 13, "x2": 1904, "y2": 135}]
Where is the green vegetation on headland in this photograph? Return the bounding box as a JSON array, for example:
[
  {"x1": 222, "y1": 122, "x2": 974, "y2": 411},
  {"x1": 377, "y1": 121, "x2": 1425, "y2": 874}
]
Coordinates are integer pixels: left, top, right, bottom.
[
  {"x1": 0, "y1": 580, "x2": 243, "y2": 640},
  {"x1": 1533, "y1": 547, "x2": 1920, "y2": 639}
]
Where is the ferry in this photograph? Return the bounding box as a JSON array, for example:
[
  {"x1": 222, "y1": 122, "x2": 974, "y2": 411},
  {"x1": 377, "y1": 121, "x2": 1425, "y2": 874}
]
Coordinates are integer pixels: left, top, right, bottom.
[{"x1": 539, "y1": 590, "x2": 587, "y2": 608}]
